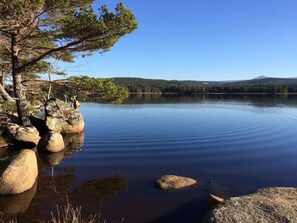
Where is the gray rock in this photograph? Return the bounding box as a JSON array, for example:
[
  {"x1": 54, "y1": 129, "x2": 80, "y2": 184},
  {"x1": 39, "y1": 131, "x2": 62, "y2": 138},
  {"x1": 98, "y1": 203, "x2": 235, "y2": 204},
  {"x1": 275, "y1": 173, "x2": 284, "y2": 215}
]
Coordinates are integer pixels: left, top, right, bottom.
[
  {"x1": 0, "y1": 149, "x2": 38, "y2": 195},
  {"x1": 156, "y1": 175, "x2": 197, "y2": 189},
  {"x1": 7, "y1": 123, "x2": 40, "y2": 147},
  {"x1": 203, "y1": 187, "x2": 297, "y2": 223},
  {"x1": 38, "y1": 131, "x2": 65, "y2": 153},
  {"x1": 45, "y1": 98, "x2": 85, "y2": 133}
]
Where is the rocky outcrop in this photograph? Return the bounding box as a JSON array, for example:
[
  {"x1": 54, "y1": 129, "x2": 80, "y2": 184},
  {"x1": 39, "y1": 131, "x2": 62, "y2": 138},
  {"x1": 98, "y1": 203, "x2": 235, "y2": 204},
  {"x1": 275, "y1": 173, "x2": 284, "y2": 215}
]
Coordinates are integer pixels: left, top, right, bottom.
[
  {"x1": 155, "y1": 175, "x2": 197, "y2": 189},
  {"x1": 203, "y1": 187, "x2": 297, "y2": 223},
  {"x1": 7, "y1": 123, "x2": 40, "y2": 147},
  {"x1": 0, "y1": 150, "x2": 38, "y2": 195},
  {"x1": 44, "y1": 98, "x2": 85, "y2": 133},
  {"x1": 0, "y1": 112, "x2": 19, "y2": 136},
  {"x1": 37, "y1": 131, "x2": 65, "y2": 153}
]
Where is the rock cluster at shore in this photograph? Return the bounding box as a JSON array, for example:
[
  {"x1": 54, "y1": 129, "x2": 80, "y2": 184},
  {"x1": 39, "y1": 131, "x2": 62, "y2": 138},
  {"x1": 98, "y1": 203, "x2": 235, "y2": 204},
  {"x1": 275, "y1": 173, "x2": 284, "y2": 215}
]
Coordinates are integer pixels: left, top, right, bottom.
[
  {"x1": 0, "y1": 98, "x2": 85, "y2": 195},
  {"x1": 44, "y1": 98, "x2": 85, "y2": 133}
]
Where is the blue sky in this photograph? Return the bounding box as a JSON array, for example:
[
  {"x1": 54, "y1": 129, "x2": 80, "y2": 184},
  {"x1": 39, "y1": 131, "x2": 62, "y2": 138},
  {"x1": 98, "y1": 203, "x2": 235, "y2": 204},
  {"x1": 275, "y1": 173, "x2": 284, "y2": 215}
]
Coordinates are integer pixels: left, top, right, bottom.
[{"x1": 60, "y1": 0, "x2": 297, "y2": 81}]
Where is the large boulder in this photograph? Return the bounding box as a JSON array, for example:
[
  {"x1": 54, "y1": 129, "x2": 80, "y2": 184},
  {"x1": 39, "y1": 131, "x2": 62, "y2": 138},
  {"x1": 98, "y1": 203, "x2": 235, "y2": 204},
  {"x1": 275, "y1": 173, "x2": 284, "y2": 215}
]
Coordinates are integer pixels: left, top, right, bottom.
[
  {"x1": 7, "y1": 123, "x2": 40, "y2": 147},
  {"x1": 44, "y1": 98, "x2": 85, "y2": 133},
  {"x1": 155, "y1": 175, "x2": 197, "y2": 189},
  {"x1": 0, "y1": 149, "x2": 38, "y2": 195},
  {"x1": 203, "y1": 187, "x2": 297, "y2": 223},
  {"x1": 37, "y1": 131, "x2": 65, "y2": 153}
]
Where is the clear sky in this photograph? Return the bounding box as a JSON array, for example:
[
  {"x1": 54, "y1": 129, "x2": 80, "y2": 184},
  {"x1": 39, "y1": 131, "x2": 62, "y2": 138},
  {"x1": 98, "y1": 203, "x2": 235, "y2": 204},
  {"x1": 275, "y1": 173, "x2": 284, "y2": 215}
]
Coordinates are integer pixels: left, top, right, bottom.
[{"x1": 60, "y1": 0, "x2": 297, "y2": 81}]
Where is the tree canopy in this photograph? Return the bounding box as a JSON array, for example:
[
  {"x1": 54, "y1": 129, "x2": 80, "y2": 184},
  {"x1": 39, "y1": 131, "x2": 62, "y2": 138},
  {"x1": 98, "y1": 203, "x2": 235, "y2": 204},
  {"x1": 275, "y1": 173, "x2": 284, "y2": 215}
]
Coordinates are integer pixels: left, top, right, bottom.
[{"x1": 0, "y1": 0, "x2": 138, "y2": 125}]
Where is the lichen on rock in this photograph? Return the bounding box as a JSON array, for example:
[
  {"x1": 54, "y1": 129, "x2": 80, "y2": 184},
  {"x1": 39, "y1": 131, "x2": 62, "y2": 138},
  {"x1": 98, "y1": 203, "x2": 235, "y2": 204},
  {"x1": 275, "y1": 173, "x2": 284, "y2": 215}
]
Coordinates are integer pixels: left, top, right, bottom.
[{"x1": 44, "y1": 98, "x2": 85, "y2": 133}]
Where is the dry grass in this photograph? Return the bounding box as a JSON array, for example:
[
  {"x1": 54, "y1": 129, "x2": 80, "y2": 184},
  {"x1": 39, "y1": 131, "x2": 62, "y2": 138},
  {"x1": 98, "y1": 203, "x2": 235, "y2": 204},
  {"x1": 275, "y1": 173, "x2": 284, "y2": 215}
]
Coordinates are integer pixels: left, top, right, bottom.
[
  {"x1": 0, "y1": 198, "x2": 124, "y2": 223},
  {"x1": 50, "y1": 198, "x2": 99, "y2": 223}
]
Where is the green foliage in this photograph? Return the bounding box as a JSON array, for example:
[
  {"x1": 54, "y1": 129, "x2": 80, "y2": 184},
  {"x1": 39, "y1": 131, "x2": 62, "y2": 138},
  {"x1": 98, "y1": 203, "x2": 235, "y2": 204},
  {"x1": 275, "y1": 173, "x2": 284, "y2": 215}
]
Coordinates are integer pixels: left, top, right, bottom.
[
  {"x1": 0, "y1": 0, "x2": 137, "y2": 124},
  {"x1": 0, "y1": 0, "x2": 137, "y2": 69},
  {"x1": 0, "y1": 101, "x2": 17, "y2": 113},
  {"x1": 68, "y1": 76, "x2": 129, "y2": 103}
]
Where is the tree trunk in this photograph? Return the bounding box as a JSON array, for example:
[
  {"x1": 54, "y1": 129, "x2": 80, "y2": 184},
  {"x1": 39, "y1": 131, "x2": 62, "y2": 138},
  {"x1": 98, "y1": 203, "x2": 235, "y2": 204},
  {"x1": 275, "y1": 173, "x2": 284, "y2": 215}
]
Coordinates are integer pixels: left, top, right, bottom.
[
  {"x1": 1, "y1": 70, "x2": 4, "y2": 86},
  {"x1": 47, "y1": 72, "x2": 52, "y2": 100},
  {"x1": 0, "y1": 83, "x2": 14, "y2": 102},
  {"x1": 11, "y1": 33, "x2": 31, "y2": 126}
]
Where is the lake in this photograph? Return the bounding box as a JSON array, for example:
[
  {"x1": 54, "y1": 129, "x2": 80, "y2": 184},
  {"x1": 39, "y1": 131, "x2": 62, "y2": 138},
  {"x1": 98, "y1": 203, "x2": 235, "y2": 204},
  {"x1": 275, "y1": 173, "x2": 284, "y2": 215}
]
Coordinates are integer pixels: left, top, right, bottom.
[{"x1": 1, "y1": 94, "x2": 297, "y2": 223}]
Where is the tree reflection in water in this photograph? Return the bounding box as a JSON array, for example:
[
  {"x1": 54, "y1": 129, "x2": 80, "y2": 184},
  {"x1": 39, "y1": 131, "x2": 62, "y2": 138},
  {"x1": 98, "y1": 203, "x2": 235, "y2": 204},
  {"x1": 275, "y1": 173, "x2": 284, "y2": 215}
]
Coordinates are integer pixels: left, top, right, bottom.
[{"x1": 0, "y1": 131, "x2": 128, "y2": 222}]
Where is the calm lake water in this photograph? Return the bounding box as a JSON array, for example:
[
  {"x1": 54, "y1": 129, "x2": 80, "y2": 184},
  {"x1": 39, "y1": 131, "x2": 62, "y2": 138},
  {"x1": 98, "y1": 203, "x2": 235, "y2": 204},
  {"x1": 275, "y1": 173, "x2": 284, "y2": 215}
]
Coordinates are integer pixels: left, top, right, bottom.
[{"x1": 1, "y1": 94, "x2": 297, "y2": 223}]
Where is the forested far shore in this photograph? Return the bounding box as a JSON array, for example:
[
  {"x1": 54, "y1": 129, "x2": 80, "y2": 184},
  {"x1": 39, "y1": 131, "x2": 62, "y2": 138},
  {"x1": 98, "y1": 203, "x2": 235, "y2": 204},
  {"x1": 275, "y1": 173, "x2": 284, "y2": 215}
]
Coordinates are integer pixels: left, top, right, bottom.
[{"x1": 113, "y1": 77, "x2": 297, "y2": 95}]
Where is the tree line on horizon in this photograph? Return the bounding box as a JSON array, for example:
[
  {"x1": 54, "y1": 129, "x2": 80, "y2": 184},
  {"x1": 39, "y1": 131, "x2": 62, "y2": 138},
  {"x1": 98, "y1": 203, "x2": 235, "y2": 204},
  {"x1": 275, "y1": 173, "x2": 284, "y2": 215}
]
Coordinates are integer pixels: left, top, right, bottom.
[{"x1": 113, "y1": 77, "x2": 297, "y2": 95}]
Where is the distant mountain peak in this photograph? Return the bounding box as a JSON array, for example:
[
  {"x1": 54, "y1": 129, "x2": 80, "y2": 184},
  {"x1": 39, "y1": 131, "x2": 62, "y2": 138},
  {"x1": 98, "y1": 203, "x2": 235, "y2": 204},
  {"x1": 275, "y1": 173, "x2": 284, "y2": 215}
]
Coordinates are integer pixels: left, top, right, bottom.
[{"x1": 253, "y1": 75, "x2": 269, "y2": 80}]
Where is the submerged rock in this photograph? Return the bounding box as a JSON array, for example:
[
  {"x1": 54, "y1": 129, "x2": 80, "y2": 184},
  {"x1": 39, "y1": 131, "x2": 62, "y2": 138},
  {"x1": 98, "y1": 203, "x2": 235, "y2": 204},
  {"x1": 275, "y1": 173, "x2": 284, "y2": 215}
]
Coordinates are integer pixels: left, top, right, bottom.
[
  {"x1": 156, "y1": 175, "x2": 197, "y2": 189},
  {"x1": 0, "y1": 180, "x2": 37, "y2": 214},
  {"x1": 0, "y1": 149, "x2": 38, "y2": 195},
  {"x1": 44, "y1": 98, "x2": 85, "y2": 133},
  {"x1": 38, "y1": 131, "x2": 65, "y2": 153},
  {"x1": 7, "y1": 123, "x2": 40, "y2": 147},
  {"x1": 203, "y1": 187, "x2": 297, "y2": 223}
]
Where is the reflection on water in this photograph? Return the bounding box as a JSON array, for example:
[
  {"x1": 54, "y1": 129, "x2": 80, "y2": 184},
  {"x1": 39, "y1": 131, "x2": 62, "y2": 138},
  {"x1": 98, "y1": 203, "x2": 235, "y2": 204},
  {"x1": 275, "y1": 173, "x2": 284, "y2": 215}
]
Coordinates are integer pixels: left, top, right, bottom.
[
  {"x1": 0, "y1": 181, "x2": 37, "y2": 214},
  {"x1": 39, "y1": 150, "x2": 65, "y2": 166},
  {"x1": 125, "y1": 93, "x2": 297, "y2": 107},
  {"x1": 1, "y1": 95, "x2": 297, "y2": 222},
  {"x1": 63, "y1": 132, "x2": 85, "y2": 150},
  {"x1": 72, "y1": 175, "x2": 128, "y2": 208},
  {"x1": 0, "y1": 131, "x2": 128, "y2": 222}
]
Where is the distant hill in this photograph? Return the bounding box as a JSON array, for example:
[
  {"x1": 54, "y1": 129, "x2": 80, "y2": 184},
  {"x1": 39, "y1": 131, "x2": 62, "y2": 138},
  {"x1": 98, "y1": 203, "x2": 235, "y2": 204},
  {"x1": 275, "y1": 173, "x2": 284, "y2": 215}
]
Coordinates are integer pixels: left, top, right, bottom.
[
  {"x1": 235, "y1": 77, "x2": 297, "y2": 85},
  {"x1": 114, "y1": 77, "x2": 297, "y2": 86},
  {"x1": 252, "y1": 75, "x2": 269, "y2": 80}
]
